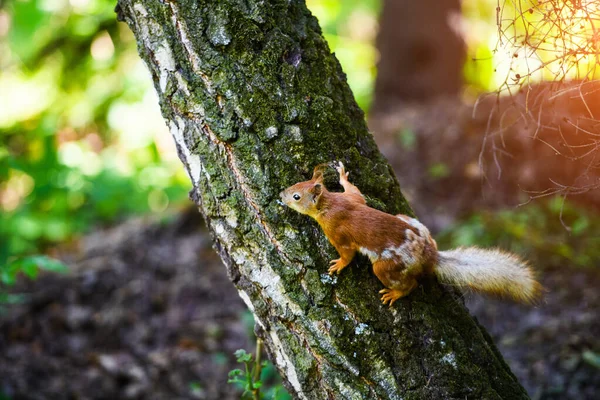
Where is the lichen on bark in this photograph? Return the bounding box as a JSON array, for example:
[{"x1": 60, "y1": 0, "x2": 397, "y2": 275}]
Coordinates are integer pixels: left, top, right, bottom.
[{"x1": 116, "y1": 0, "x2": 530, "y2": 398}]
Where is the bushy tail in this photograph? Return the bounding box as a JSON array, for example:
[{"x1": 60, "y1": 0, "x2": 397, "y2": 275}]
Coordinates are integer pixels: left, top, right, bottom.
[{"x1": 435, "y1": 247, "x2": 542, "y2": 303}]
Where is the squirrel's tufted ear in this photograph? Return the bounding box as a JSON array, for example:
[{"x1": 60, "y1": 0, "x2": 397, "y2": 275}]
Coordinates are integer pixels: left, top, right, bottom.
[
  {"x1": 311, "y1": 165, "x2": 325, "y2": 183},
  {"x1": 309, "y1": 183, "x2": 322, "y2": 203}
]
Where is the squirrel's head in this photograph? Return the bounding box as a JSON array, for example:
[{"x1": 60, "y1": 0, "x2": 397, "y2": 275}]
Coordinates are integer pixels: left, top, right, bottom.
[{"x1": 280, "y1": 166, "x2": 325, "y2": 218}]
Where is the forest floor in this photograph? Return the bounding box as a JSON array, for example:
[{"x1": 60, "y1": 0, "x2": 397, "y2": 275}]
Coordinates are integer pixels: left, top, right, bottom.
[{"x1": 0, "y1": 208, "x2": 598, "y2": 400}]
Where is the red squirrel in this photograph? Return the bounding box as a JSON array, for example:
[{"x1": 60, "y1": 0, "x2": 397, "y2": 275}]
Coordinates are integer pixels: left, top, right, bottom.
[{"x1": 280, "y1": 162, "x2": 541, "y2": 306}]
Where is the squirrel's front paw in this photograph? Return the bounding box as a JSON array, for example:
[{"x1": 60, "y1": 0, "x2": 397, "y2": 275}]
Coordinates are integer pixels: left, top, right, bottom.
[
  {"x1": 335, "y1": 161, "x2": 349, "y2": 180},
  {"x1": 328, "y1": 258, "x2": 347, "y2": 275}
]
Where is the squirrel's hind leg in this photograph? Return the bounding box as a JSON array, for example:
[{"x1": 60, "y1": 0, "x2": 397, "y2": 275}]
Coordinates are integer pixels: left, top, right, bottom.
[
  {"x1": 373, "y1": 259, "x2": 419, "y2": 306},
  {"x1": 379, "y1": 281, "x2": 417, "y2": 306}
]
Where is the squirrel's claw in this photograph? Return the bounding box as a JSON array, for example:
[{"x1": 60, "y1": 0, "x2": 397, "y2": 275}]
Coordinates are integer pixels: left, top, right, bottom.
[
  {"x1": 379, "y1": 288, "x2": 404, "y2": 307},
  {"x1": 328, "y1": 258, "x2": 346, "y2": 275}
]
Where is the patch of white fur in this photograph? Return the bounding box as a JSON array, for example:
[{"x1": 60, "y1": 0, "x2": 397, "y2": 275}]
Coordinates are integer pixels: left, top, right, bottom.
[
  {"x1": 397, "y1": 215, "x2": 432, "y2": 239},
  {"x1": 381, "y1": 231, "x2": 419, "y2": 264},
  {"x1": 380, "y1": 228, "x2": 431, "y2": 270},
  {"x1": 437, "y1": 247, "x2": 538, "y2": 302},
  {"x1": 359, "y1": 247, "x2": 379, "y2": 262}
]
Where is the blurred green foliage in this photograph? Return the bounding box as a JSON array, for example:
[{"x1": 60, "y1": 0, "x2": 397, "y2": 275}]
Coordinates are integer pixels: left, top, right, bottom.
[
  {"x1": 437, "y1": 197, "x2": 600, "y2": 269},
  {"x1": 0, "y1": 0, "x2": 190, "y2": 270}
]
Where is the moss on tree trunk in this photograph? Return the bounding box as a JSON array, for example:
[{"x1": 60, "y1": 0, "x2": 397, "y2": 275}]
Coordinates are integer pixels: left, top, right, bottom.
[{"x1": 115, "y1": 0, "x2": 529, "y2": 398}]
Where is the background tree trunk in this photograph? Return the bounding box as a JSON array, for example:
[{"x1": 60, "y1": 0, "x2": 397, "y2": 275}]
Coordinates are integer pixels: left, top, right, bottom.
[
  {"x1": 115, "y1": 0, "x2": 528, "y2": 398},
  {"x1": 371, "y1": 0, "x2": 465, "y2": 116}
]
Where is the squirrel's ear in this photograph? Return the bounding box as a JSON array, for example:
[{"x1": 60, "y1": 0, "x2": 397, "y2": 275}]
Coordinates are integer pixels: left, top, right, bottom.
[
  {"x1": 311, "y1": 167, "x2": 324, "y2": 183},
  {"x1": 310, "y1": 183, "x2": 322, "y2": 203}
]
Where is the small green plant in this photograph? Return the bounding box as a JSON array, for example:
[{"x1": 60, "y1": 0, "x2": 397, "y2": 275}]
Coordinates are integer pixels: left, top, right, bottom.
[{"x1": 228, "y1": 339, "x2": 291, "y2": 400}]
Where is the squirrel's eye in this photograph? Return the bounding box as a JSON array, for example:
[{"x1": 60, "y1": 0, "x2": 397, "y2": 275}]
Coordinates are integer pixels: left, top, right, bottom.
[{"x1": 293, "y1": 194, "x2": 301, "y2": 201}]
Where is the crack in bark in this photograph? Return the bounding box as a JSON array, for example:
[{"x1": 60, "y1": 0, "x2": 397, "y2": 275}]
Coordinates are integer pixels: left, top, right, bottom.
[
  {"x1": 167, "y1": 1, "x2": 213, "y2": 93},
  {"x1": 162, "y1": 1, "x2": 291, "y2": 262}
]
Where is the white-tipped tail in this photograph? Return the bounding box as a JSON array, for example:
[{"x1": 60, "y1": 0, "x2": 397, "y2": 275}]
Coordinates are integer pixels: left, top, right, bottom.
[{"x1": 436, "y1": 247, "x2": 542, "y2": 303}]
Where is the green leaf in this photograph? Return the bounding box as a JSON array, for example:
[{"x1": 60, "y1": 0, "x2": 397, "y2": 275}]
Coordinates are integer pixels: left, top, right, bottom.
[
  {"x1": 29, "y1": 256, "x2": 68, "y2": 273},
  {"x1": 234, "y1": 349, "x2": 253, "y2": 363},
  {"x1": 20, "y1": 258, "x2": 39, "y2": 279},
  {"x1": 0, "y1": 256, "x2": 67, "y2": 287},
  {"x1": 228, "y1": 369, "x2": 243, "y2": 378},
  {"x1": 571, "y1": 217, "x2": 589, "y2": 236},
  {"x1": 582, "y1": 350, "x2": 600, "y2": 369}
]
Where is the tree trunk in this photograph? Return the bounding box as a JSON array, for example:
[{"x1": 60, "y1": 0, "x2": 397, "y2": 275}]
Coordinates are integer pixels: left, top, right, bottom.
[
  {"x1": 371, "y1": 0, "x2": 465, "y2": 115},
  {"x1": 115, "y1": 0, "x2": 528, "y2": 398}
]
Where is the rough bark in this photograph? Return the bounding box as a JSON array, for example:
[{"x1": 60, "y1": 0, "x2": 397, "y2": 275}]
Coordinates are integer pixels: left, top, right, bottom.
[
  {"x1": 115, "y1": 1, "x2": 528, "y2": 398},
  {"x1": 371, "y1": 0, "x2": 465, "y2": 116}
]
